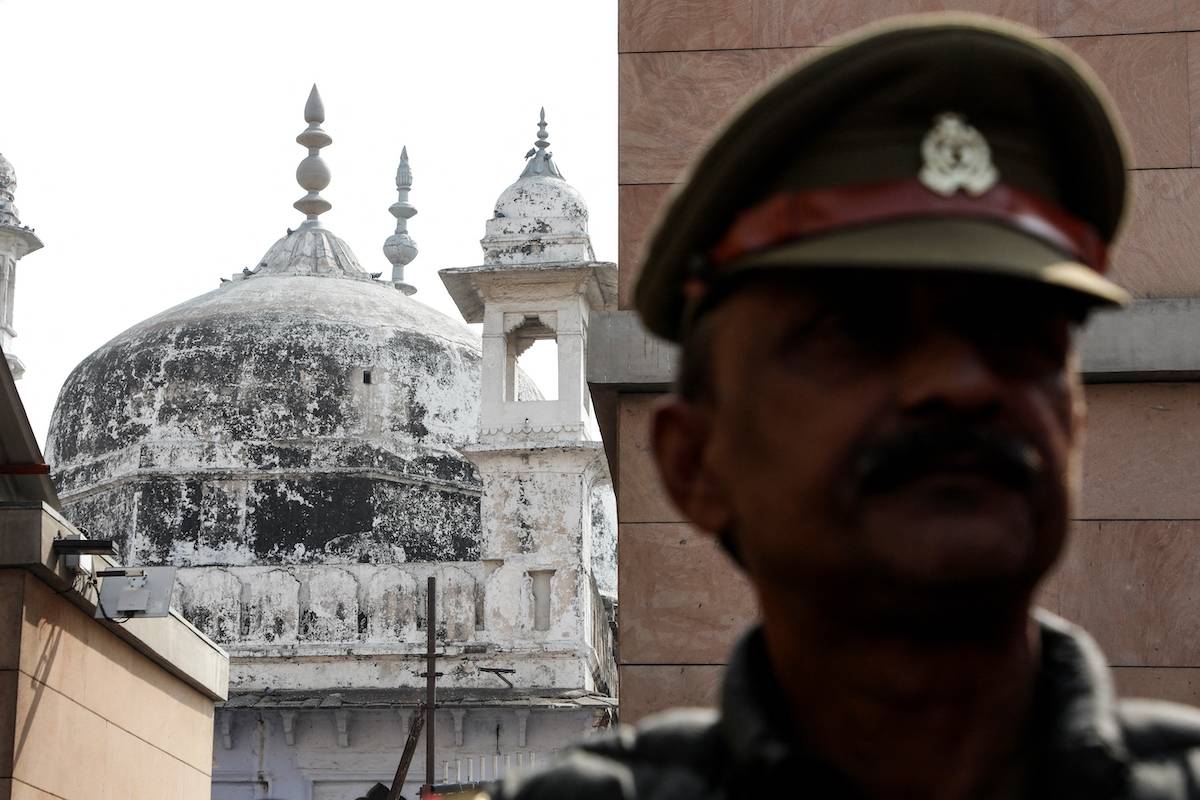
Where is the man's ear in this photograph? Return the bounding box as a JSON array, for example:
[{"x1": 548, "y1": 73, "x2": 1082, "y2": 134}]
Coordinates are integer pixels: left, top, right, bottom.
[{"x1": 652, "y1": 398, "x2": 734, "y2": 536}]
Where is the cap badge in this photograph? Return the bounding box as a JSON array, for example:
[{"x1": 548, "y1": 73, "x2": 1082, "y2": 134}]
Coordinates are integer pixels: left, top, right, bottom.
[{"x1": 918, "y1": 112, "x2": 999, "y2": 197}]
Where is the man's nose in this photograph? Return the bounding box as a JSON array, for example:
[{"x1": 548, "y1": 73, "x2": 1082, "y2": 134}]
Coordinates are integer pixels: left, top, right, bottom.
[{"x1": 895, "y1": 329, "x2": 1005, "y2": 415}]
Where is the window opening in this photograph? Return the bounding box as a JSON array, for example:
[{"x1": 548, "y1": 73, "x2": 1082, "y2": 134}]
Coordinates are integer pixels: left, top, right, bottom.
[{"x1": 505, "y1": 316, "x2": 558, "y2": 401}]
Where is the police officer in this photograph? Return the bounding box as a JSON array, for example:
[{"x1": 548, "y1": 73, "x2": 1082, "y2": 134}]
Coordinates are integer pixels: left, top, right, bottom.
[{"x1": 493, "y1": 12, "x2": 1200, "y2": 800}]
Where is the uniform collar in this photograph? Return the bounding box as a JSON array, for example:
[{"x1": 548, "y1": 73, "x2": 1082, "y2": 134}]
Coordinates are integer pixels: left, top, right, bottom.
[{"x1": 718, "y1": 610, "x2": 1132, "y2": 796}]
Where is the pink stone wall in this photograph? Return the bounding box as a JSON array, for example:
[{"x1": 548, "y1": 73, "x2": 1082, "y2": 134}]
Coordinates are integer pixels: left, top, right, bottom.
[{"x1": 0, "y1": 570, "x2": 215, "y2": 799}]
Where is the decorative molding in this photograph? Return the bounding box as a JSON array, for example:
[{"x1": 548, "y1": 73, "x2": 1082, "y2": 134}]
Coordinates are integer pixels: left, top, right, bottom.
[
  {"x1": 480, "y1": 423, "x2": 585, "y2": 436},
  {"x1": 220, "y1": 712, "x2": 234, "y2": 750},
  {"x1": 333, "y1": 708, "x2": 350, "y2": 748},
  {"x1": 280, "y1": 710, "x2": 297, "y2": 746},
  {"x1": 451, "y1": 708, "x2": 466, "y2": 746},
  {"x1": 515, "y1": 708, "x2": 530, "y2": 748}
]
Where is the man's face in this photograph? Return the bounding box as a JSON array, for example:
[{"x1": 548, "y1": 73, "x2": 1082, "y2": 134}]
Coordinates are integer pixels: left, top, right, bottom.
[{"x1": 657, "y1": 271, "x2": 1085, "y2": 621}]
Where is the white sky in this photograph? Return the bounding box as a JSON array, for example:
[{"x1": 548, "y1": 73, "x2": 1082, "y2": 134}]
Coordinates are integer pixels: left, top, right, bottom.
[{"x1": 1, "y1": 0, "x2": 617, "y2": 449}]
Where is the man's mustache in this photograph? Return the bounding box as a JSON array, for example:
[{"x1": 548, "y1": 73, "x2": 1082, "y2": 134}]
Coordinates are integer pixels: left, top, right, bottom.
[{"x1": 851, "y1": 423, "x2": 1045, "y2": 497}]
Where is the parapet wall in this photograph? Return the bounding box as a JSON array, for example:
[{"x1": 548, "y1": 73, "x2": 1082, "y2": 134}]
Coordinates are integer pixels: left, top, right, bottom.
[{"x1": 177, "y1": 561, "x2": 616, "y2": 693}]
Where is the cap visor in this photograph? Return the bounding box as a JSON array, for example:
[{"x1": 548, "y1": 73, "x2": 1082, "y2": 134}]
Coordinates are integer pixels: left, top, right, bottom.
[{"x1": 724, "y1": 217, "x2": 1130, "y2": 307}]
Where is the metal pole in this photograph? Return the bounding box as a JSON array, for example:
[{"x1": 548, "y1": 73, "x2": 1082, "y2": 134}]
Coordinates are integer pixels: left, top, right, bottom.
[{"x1": 425, "y1": 575, "x2": 436, "y2": 793}]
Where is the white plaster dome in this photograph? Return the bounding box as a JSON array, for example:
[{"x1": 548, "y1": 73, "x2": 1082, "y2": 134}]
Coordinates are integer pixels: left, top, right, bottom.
[
  {"x1": 46, "y1": 231, "x2": 489, "y2": 568},
  {"x1": 492, "y1": 173, "x2": 589, "y2": 230},
  {"x1": 480, "y1": 117, "x2": 596, "y2": 266}
]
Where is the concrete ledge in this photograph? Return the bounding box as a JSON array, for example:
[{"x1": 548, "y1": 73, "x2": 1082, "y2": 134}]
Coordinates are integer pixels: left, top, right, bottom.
[
  {"x1": 588, "y1": 300, "x2": 1200, "y2": 388},
  {"x1": 1081, "y1": 299, "x2": 1200, "y2": 382},
  {"x1": 588, "y1": 311, "x2": 678, "y2": 391},
  {"x1": 0, "y1": 501, "x2": 229, "y2": 701}
]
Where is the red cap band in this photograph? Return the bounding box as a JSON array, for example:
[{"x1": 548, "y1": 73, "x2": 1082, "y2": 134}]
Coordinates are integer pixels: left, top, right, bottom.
[{"x1": 709, "y1": 179, "x2": 1108, "y2": 273}]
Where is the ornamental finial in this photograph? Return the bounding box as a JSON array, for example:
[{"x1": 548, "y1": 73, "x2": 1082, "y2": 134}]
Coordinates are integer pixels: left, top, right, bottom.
[
  {"x1": 384, "y1": 146, "x2": 418, "y2": 294},
  {"x1": 520, "y1": 107, "x2": 564, "y2": 180},
  {"x1": 294, "y1": 85, "x2": 333, "y2": 223},
  {"x1": 536, "y1": 107, "x2": 549, "y2": 150}
]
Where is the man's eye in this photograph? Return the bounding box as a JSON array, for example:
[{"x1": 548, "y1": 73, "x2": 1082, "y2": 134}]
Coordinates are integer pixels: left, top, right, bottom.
[
  {"x1": 975, "y1": 318, "x2": 1072, "y2": 376},
  {"x1": 774, "y1": 308, "x2": 905, "y2": 367}
]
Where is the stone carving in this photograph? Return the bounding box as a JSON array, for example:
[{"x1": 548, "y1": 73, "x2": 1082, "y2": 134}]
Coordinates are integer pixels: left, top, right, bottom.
[
  {"x1": 439, "y1": 566, "x2": 478, "y2": 642},
  {"x1": 180, "y1": 568, "x2": 243, "y2": 643},
  {"x1": 247, "y1": 569, "x2": 300, "y2": 644},
  {"x1": 300, "y1": 567, "x2": 359, "y2": 642},
  {"x1": 364, "y1": 566, "x2": 418, "y2": 642}
]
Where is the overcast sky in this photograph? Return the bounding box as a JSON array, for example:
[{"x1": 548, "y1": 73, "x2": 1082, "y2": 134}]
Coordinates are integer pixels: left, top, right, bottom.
[{"x1": 2, "y1": 0, "x2": 617, "y2": 448}]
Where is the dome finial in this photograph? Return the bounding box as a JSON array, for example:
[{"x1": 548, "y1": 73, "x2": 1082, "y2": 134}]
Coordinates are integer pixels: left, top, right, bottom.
[
  {"x1": 294, "y1": 84, "x2": 333, "y2": 224},
  {"x1": 384, "y1": 146, "x2": 418, "y2": 295},
  {"x1": 520, "y1": 107, "x2": 564, "y2": 180},
  {"x1": 536, "y1": 107, "x2": 550, "y2": 150}
]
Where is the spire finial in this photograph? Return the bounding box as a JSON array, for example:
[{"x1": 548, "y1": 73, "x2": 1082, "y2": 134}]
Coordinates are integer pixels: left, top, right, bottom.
[
  {"x1": 384, "y1": 145, "x2": 418, "y2": 295},
  {"x1": 294, "y1": 84, "x2": 333, "y2": 224},
  {"x1": 520, "y1": 107, "x2": 564, "y2": 179},
  {"x1": 535, "y1": 107, "x2": 550, "y2": 150}
]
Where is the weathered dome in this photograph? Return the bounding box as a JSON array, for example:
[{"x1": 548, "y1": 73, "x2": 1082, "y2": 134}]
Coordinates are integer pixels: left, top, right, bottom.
[
  {"x1": 46, "y1": 261, "x2": 488, "y2": 567},
  {"x1": 492, "y1": 173, "x2": 589, "y2": 229},
  {"x1": 480, "y1": 109, "x2": 596, "y2": 266}
]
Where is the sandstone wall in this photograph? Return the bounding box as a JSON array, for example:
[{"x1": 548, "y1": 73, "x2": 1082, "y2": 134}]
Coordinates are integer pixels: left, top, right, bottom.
[{"x1": 0, "y1": 569, "x2": 215, "y2": 799}]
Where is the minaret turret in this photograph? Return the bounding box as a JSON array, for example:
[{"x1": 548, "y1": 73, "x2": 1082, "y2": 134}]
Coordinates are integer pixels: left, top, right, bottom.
[
  {"x1": 0, "y1": 153, "x2": 43, "y2": 380},
  {"x1": 440, "y1": 112, "x2": 617, "y2": 684}
]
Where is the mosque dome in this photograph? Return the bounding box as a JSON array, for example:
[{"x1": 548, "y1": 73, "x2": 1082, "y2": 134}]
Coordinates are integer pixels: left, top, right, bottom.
[
  {"x1": 481, "y1": 109, "x2": 596, "y2": 266},
  {"x1": 45, "y1": 87, "x2": 496, "y2": 568}
]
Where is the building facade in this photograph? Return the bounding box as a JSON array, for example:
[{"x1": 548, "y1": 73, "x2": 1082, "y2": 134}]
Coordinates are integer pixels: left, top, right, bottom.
[
  {"x1": 42, "y1": 88, "x2": 617, "y2": 799},
  {"x1": 598, "y1": 0, "x2": 1200, "y2": 723}
]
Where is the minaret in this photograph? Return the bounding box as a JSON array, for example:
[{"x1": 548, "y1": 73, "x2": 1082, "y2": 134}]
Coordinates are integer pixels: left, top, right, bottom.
[
  {"x1": 440, "y1": 112, "x2": 617, "y2": 689},
  {"x1": 384, "y1": 146, "x2": 418, "y2": 295},
  {"x1": 0, "y1": 153, "x2": 43, "y2": 380}
]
